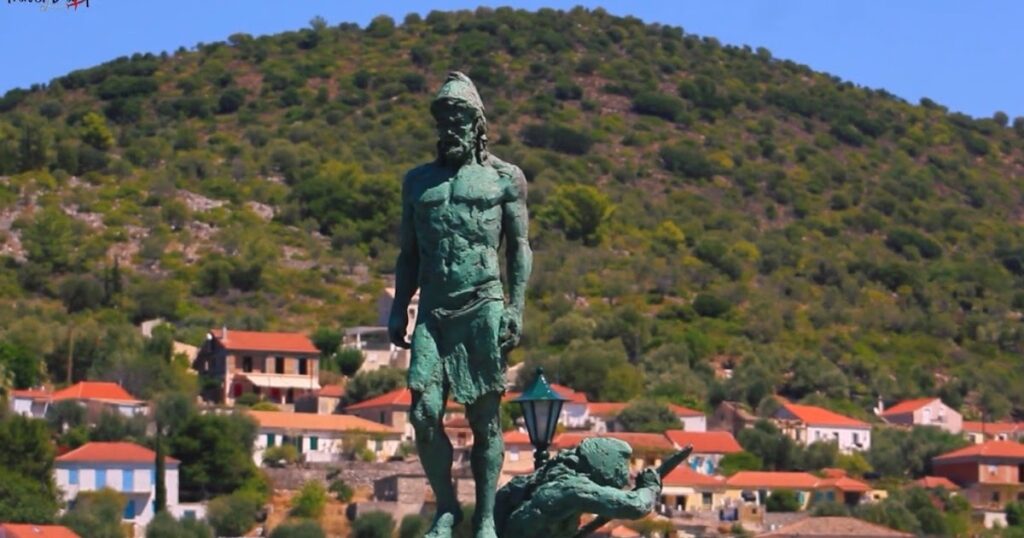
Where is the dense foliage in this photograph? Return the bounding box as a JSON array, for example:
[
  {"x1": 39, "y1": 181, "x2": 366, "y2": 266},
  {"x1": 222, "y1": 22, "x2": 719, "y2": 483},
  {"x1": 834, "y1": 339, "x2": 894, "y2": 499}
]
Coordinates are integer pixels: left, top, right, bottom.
[{"x1": 1, "y1": 7, "x2": 1023, "y2": 422}]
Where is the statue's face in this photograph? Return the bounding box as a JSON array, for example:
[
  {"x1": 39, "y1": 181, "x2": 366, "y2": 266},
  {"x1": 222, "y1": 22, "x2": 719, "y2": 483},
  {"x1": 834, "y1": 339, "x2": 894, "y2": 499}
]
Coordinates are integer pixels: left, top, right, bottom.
[{"x1": 433, "y1": 100, "x2": 477, "y2": 165}]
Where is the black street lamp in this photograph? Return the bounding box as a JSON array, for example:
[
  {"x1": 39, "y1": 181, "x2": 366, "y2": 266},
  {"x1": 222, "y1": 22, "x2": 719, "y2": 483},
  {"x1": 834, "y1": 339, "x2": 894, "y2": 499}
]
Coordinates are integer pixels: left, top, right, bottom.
[{"x1": 514, "y1": 367, "x2": 568, "y2": 469}]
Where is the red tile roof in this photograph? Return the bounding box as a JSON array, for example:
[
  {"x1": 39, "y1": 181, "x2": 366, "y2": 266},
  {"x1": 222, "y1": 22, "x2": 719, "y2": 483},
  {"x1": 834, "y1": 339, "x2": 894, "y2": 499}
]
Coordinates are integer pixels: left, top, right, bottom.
[
  {"x1": 913, "y1": 476, "x2": 960, "y2": 490},
  {"x1": 933, "y1": 440, "x2": 1024, "y2": 461},
  {"x1": 778, "y1": 402, "x2": 869, "y2": 428},
  {"x1": 504, "y1": 430, "x2": 532, "y2": 445},
  {"x1": 725, "y1": 471, "x2": 820, "y2": 490},
  {"x1": 0, "y1": 524, "x2": 81, "y2": 538},
  {"x1": 662, "y1": 465, "x2": 726, "y2": 488},
  {"x1": 587, "y1": 402, "x2": 629, "y2": 418},
  {"x1": 961, "y1": 421, "x2": 1020, "y2": 435},
  {"x1": 318, "y1": 384, "x2": 345, "y2": 398},
  {"x1": 9, "y1": 389, "x2": 50, "y2": 400},
  {"x1": 668, "y1": 404, "x2": 704, "y2": 418},
  {"x1": 248, "y1": 410, "x2": 399, "y2": 434},
  {"x1": 552, "y1": 432, "x2": 675, "y2": 452},
  {"x1": 879, "y1": 398, "x2": 939, "y2": 417},
  {"x1": 664, "y1": 431, "x2": 742, "y2": 454},
  {"x1": 757, "y1": 516, "x2": 912, "y2": 537},
  {"x1": 505, "y1": 383, "x2": 588, "y2": 404},
  {"x1": 50, "y1": 382, "x2": 138, "y2": 403},
  {"x1": 817, "y1": 475, "x2": 871, "y2": 493},
  {"x1": 209, "y1": 328, "x2": 319, "y2": 354},
  {"x1": 56, "y1": 442, "x2": 178, "y2": 464},
  {"x1": 344, "y1": 388, "x2": 464, "y2": 412}
]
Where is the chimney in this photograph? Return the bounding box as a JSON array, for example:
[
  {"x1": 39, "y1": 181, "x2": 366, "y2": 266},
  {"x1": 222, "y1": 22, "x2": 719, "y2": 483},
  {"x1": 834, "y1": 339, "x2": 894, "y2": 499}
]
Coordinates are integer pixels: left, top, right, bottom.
[
  {"x1": 222, "y1": 325, "x2": 228, "y2": 341},
  {"x1": 873, "y1": 396, "x2": 884, "y2": 416}
]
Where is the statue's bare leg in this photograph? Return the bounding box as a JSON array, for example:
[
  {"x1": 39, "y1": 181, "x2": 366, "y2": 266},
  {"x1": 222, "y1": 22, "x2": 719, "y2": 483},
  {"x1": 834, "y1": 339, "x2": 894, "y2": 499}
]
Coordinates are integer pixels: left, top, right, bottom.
[
  {"x1": 466, "y1": 390, "x2": 503, "y2": 538},
  {"x1": 411, "y1": 384, "x2": 461, "y2": 537}
]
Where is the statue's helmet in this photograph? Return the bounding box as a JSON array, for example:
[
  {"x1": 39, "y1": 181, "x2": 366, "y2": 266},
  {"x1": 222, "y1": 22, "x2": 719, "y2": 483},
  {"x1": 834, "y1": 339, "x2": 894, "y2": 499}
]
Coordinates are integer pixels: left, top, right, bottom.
[
  {"x1": 431, "y1": 71, "x2": 485, "y2": 120},
  {"x1": 576, "y1": 437, "x2": 633, "y2": 488}
]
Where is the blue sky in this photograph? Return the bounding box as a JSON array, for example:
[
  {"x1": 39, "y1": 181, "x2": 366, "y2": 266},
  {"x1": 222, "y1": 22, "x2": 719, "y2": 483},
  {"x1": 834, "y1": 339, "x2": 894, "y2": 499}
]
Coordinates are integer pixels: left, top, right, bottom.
[{"x1": 0, "y1": 0, "x2": 1020, "y2": 118}]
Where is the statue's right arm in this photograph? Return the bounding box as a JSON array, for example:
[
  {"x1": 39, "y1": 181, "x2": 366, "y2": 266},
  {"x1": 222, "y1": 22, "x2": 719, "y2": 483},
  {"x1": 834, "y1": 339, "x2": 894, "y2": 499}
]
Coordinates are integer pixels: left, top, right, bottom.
[
  {"x1": 553, "y1": 479, "x2": 658, "y2": 521},
  {"x1": 388, "y1": 173, "x2": 419, "y2": 348}
]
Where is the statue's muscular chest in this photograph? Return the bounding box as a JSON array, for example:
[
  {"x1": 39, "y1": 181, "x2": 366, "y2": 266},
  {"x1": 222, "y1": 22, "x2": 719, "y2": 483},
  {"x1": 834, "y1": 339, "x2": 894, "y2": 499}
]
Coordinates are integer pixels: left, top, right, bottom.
[{"x1": 413, "y1": 165, "x2": 505, "y2": 241}]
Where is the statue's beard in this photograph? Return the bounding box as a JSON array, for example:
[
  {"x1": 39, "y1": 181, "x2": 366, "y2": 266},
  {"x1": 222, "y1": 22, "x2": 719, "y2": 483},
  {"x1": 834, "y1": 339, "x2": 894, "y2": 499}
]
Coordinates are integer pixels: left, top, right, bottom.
[{"x1": 439, "y1": 136, "x2": 474, "y2": 165}]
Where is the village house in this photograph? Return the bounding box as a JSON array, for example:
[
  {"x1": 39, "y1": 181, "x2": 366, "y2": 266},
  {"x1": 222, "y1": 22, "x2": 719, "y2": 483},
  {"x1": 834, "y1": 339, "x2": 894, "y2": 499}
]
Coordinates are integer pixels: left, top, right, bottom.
[
  {"x1": 723, "y1": 471, "x2": 821, "y2": 509},
  {"x1": 932, "y1": 440, "x2": 1024, "y2": 526},
  {"x1": 552, "y1": 432, "x2": 676, "y2": 472},
  {"x1": 54, "y1": 442, "x2": 189, "y2": 534},
  {"x1": 249, "y1": 410, "x2": 402, "y2": 464},
  {"x1": 0, "y1": 524, "x2": 80, "y2": 538},
  {"x1": 586, "y1": 402, "x2": 706, "y2": 433},
  {"x1": 709, "y1": 401, "x2": 758, "y2": 437},
  {"x1": 962, "y1": 421, "x2": 1023, "y2": 444},
  {"x1": 344, "y1": 388, "x2": 464, "y2": 442},
  {"x1": 9, "y1": 381, "x2": 145, "y2": 420},
  {"x1": 307, "y1": 384, "x2": 345, "y2": 415},
  {"x1": 342, "y1": 327, "x2": 410, "y2": 372},
  {"x1": 912, "y1": 476, "x2": 960, "y2": 492},
  {"x1": 664, "y1": 430, "x2": 743, "y2": 475},
  {"x1": 192, "y1": 328, "x2": 320, "y2": 409},
  {"x1": 660, "y1": 464, "x2": 728, "y2": 513},
  {"x1": 877, "y1": 397, "x2": 963, "y2": 434},
  {"x1": 502, "y1": 430, "x2": 535, "y2": 476},
  {"x1": 772, "y1": 402, "x2": 871, "y2": 452}
]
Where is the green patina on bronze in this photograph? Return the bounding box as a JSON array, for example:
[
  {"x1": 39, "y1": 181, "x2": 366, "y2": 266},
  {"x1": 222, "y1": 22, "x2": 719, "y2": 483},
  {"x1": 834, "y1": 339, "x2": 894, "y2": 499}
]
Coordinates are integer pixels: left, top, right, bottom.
[
  {"x1": 493, "y1": 438, "x2": 664, "y2": 537},
  {"x1": 388, "y1": 71, "x2": 532, "y2": 538}
]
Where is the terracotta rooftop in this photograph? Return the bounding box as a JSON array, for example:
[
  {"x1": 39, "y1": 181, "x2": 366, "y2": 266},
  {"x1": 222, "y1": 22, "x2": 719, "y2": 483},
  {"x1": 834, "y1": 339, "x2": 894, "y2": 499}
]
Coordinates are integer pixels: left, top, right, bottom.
[
  {"x1": 209, "y1": 328, "x2": 319, "y2": 354},
  {"x1": 933, "y1": 440, "x2": 1024, "y2": 461},
  {"x1": 318, "y1": 384, "x2": 345, "y2": 398},
  {"x1": 961, "y1": 421, "x2": 1020, "y2": 435},
  {"x1": 504, "y1": 430, "x2": 532, "y2": 445},
  {"x1": 757, "y1": 516, "x2": 912, "y2": 537},
  {"x1": 552, "y1": 432, "x2": 675, "y2": 452},
  {"x1": 664, "y1": 431, "x2": 742, "y2": 454},
  {"x1": 662, "y1": 465, "x2": 726, "y2": 488},
  {"x1": 778, "y1": 402, "x2": 869, "y2": 428},
  {"x1": 344, "y1": 388, "x2": 464, "y2": 412},
  {"x1": 817, "y1": 475, "x2": 872, "y2": 493},
  {"x1": 587, "y1": 402, "x2": 629, "y2": 418},
  {"x1": 725, "y1": 471, "x2": 821, "y2": 490},
  {"x1": 248, "y1": 410, "x2": 399, "y2": 434},
  {"x1": 879, "y1": 397, "x2": 939, "y2": 417},
  {"x1": 505, "y1": 383, "x2": 588, "y2": 404},
  {"x1": 57, "y1": 442, "x2": 178, "y2": 464},
  {"x1": 0, "y1": 524, "x2": 81, "y2": 538},
  {"x1": 50, "y1": 381, "x2": 139, "y2": 403},
  {"x1": 913, "y1": 476, "x2": 960, "y2": 490}
]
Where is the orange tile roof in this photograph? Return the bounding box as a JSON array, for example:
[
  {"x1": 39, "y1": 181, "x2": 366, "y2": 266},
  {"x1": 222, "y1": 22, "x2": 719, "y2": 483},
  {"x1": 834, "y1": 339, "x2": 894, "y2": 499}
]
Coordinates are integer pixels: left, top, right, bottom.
[
  {"x1": 913, "y1": 476, "x2": 960, "y2": 490},
  {"x1": 248, "y1": 410, "x2": 399, "y2": 435},
  {"x1": 662, "y1": 465, "x2": 726, "y2": 488},
  {"x1": 344, "y1": 388, "x2": 463, "y2": 412},
  {"x1": 0, "y1": 524, "x2": 81, "y2": 538},
  {"x1": 318, "y1": 384, "x2": 345, "y2": 398},
  {"x1": 552, "y1": 432, "x2": 675, "y2": 452},
  {"x1": 778, "y1": 402, "x2": 869, "y2": 428},
  {"x1": 879, "y1": 398, "x2": 939, "y2": 417},
  {"x1": 961, "y1": 421, "x2": 1020, "y2": 435},
  {"x1": 664, "y1": 431, "x2": 742, "y2": 454},
  {"x1": 56, "y1": 442, "x2": 178, "y2": 464},
  {"x1": 725, "y1": 471, "x2": 820, "y2": 489},
  {"x1": 209, "y1": 328, "x2": 319, "y2": 354},
  {"x1": 757, "y1": 516, "x2": 912, "y2": 537},
  {"x1": 817, "y1": 475, "x2": 871, "y2": 493},
  {"x1": 50, "y1": 382, "x2": 138, "y2": 403},
  {"x1": 504, "y1": 430, "x2": 532, "y2": 445},
  {"x1": 587, "y1": 402, "x2": 629, "y2": 417},
  {"x1": 933, "y1": 440, "x2": 1024, "y2": 461}
]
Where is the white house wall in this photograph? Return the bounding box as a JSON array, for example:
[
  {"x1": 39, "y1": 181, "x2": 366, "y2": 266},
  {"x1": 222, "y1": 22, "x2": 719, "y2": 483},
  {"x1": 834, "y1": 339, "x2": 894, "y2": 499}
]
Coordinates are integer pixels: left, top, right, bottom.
[{"x1": 805, "y1": 426, "x2": 871, "y2": 452}]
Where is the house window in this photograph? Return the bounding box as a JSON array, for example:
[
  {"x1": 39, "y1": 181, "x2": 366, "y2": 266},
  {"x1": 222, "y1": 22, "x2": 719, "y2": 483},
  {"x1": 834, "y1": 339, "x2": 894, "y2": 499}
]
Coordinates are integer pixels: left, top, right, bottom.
[
  {"x1": 286, "y1": 388, "x2": 294, "y2": 404},
  {"x1": 123, "y1": 469, "x2": 134, "y2": 492},
  {"x1": 299, "y1": 358, "x2": 308, "y2": 375},
  {"x1": 853, "y1": 432, "x2": 860, "y2": 445},
  {"x1": 266, "y1": 433, "x2": 275, "y2": 447},
  {"x1": 275, "y1": 357, "x2": 284, "y2": 374},
  {"x1": 233, "y1": 384, "x2": 243, "y2": 398},
  {"x1": 96, "y1": 469, "x2": 107, "y2": 489},
  {"x1": 992, "y1": 491, "x2": 1001, "y2": 503},
  {"x1": 242, "y1": 356, "x2": 253, "y2": 373},
  {"x1": 380, "y1": 411, "x2": 387, "y2": 424},
  {"x1": 510, "y1": 447, "x2": 519, "y2": 461},
  {"x1": 68, "y1": 468, "x2": 79, "y2": 485},
  {"x1": 123, "y1": 499, "x2": 136, "y2": 519},
  {"x1": 183, "y1": 510, "x2": 196, "y2": 520},
  {"x1": 309, "y1": 436, "x2": 319, "y2": 451},
  {"x1": 702, "y1": 492, "x2": 713, "y2": 506},
  {"x1": 375, "y1": 439, "x2": 383, "y2": 452}
]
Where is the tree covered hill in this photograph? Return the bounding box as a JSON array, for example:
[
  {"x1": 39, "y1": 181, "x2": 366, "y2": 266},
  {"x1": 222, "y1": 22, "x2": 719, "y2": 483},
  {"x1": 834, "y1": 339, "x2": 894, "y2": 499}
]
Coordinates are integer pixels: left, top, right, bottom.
[{"x1": 1, "y1": 7, "x2": 1024, "y2": 418}]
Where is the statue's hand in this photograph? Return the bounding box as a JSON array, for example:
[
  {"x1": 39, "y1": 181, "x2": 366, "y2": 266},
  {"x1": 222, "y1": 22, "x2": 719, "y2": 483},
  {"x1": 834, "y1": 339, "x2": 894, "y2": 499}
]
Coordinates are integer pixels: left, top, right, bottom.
[
  {"x1": 498, "y1": 306, "x2": 523, "y2": 352},
  {"x1": 388, "y1": 310, "x2": 411, "y2": 349},
  {"x1": 636, "y1": 468, "x2": 661, "y2": 491}
]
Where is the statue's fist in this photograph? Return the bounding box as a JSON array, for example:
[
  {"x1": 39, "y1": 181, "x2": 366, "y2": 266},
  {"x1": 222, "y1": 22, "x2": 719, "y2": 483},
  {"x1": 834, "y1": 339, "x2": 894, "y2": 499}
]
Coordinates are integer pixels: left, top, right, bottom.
[
  {"x1": 498, "y1": 307, "x2": 523, "y2": 352},
  {"x1": 388, "y1": 311, "x2": 411, "y2": 349},
  {"x1": 636, "y1": 468, "x2": 661, "y2": 491}
]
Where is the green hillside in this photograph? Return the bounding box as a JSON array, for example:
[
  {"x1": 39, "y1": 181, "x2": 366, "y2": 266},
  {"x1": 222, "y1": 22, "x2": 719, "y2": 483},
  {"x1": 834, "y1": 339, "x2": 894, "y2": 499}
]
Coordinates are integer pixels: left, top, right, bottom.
[{"x1": 1, "y1": 7, "x2": 1023, "y2": 418}]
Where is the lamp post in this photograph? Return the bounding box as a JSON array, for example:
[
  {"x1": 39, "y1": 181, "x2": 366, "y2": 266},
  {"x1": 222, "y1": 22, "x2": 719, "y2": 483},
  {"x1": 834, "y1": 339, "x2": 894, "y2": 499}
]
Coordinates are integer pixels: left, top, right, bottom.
[{"x1": 514, "y1": 367, "x2": 568, "y2": 469}]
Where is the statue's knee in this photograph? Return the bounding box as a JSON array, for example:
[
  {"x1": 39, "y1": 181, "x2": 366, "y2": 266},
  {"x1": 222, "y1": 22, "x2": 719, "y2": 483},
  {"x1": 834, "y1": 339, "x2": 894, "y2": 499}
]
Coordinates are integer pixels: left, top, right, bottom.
[{"x1": 411, "y1": 402, "x2": 442, "y2": 440}]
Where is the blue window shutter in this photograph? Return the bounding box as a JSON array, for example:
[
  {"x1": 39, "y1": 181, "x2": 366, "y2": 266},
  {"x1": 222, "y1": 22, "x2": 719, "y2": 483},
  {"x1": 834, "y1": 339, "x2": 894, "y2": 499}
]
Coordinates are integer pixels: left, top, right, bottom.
[
  {"x1": 123, "y1": 468, "x2": 134, "y2": 492},
  {"x1": 123, "y1": 499, "x2": 136, "y2": 519},
  {"x1": 69, "y1": 468, "x2": 79, "y2": 485},
  {"x1": 96, "y1": 468, "x2": 107, "y2": 488},
  {"x1": 309, "y1": 436, "x2": 318, "y2": 450}
]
